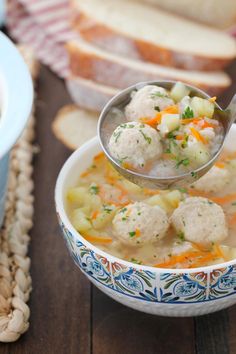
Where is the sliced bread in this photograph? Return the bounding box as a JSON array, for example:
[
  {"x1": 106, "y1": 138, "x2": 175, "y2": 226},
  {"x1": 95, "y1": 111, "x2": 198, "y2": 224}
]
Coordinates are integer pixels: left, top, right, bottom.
[
  {"x1": 139, "y1": 0, "x2": 236, "y2": 30},
  {"x1": 71, "y1": 0, "x2": 236, "y2": 70},
  {"x1": 52, "y1": 104, "x2": 99, "y2": 150},
  {"x1": 67, "y1": 39, "x2": 231, "y2": 96},
  {"x1": 66, "y1": 77, "x2": 119, "y2": 112}
]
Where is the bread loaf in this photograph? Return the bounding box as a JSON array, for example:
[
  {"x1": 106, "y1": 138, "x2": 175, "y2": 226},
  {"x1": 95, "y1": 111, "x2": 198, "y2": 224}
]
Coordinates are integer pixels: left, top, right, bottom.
[
  {"x1": 67, "y1": 39, "x2": 231, "y2": 96},
  {"x1": 71, "y1": 0, "x2": 236, "y2": 70}
]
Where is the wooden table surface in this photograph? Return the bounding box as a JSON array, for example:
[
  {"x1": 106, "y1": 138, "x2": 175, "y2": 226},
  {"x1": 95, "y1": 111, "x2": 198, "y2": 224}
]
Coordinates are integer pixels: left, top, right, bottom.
[{"x1": 1, "y1": 63, "x2": 236, "y2": 354}]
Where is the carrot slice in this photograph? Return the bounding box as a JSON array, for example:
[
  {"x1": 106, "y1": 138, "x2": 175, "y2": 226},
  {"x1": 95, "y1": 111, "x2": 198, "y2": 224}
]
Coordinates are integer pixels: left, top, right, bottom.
[
  {"x1": 211, "y1": 193, "x2": 236, "y2": 205},
  {"x1": 141, "y1": 105, "x2": 179, "y2": 127},
  {"x1": 91, "y1": 210, "x2": 99, "y2": 220},
  {"x1": 209, "y1": 96, "x2": 217, "y2": 103},
  {"x1": 190, "y1": 127, "x2": 206, "y2": 144},
  {"x1": 94, "y1": 152, "x2": 105, "y2": 161},
  {"x1": 135, "y1": 229, "x2": 141, "y2": 237},
  {"x1": 83, "y1": 233, "x2": 112, "y2": 244},
  {"x1": 176, "y1": 135, "x2": 184, "y2": 140},
  {"x1": 228, "y1": 213, "x2": 236, "y2": 225},
  {"x1": 180, "y1": 117, "x2": 202, "y2": 125},
  {"x1": 80, "y1": 170, "x2": 90, "y2": 178},
  {"x1": 214, "y1": 162, "x2": 225, "y2": 169}
]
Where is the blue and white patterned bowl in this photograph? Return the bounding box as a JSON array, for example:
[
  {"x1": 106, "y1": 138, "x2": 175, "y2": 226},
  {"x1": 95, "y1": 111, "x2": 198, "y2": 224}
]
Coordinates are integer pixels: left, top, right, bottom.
[
  {"x1": 0, "y1": 32, "x2": 33, "y2": 227},
  {"x1": 55, "y1": 128, "x2": 236, "y2": 317}
]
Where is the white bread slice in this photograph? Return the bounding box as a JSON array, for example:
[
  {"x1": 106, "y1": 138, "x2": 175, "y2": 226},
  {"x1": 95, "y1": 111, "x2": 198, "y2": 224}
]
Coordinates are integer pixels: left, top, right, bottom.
[
  {"x1": 71, "y1": 0, "x2": 236, "y2": 70},
  {"x1": 139, "y1": 0, "x2": 236, "y2": 30},
  {"x1": 66, "y1": 77, "x2": 119, "y2": 112},
  {"x1": 52, "y1": 104, "x2": 99, "y2": 150},
  {"x1": 67, "y1": 39, "x2": 231, "y2": 96}
]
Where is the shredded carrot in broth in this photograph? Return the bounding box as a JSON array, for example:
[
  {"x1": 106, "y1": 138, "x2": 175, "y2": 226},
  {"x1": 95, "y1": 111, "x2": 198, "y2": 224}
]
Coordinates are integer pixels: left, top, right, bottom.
[
  {"x1": 228, "y1": 213, "x2": 236, "y2": 226},
  {"x1": 141, "y1": 105, "x2": 179, "y2": 127},
  {"x1": 211, "y1": 193, "x2": 236, "y2": 205},
  {"x1": 82, "y1": 234, "x2": 113, "y2": 244},
  {"x1": 180, "y1": 117, "x2": 202, "y2": 125},
  {"x1": 154, "y1": 243, "x2": 225, "y2": 268},
  {"x1": 214, "y1": 162, "x2": 225, "y2": 169},
  {"x1": 91, "y1": 210, "x2": 99, "y2": 220},
  {"x1": 190, "y1": 127, "x2": 206, "y2": 144}
]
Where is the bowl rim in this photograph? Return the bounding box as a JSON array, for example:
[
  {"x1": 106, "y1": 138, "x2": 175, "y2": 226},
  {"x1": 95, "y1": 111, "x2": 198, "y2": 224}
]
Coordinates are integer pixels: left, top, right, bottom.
[
  {"x1": 55, "y1": 134, "x2": 236, "y2": 274},
  {"x1": 0, "y1": 32, "x2": 33, "y2": 159}
]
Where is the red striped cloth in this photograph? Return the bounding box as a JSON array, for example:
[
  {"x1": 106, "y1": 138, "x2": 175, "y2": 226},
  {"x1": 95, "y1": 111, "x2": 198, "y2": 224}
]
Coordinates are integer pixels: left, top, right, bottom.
[{"x1": 7, "y1": 0, "x2": 77, "y2": 78}]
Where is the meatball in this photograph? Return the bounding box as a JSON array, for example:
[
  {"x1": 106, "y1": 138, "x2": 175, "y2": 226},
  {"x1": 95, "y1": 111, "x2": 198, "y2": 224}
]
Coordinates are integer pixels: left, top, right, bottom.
[
  {"x1": 191, "y1": 166, "x2": 230, "y2": 193},
  {"x1": 125, "y1": 85, "x2": 174, "y2": 122},
  {"x1": 112, "y1": 202, "x2": 169, "y2": 245},
  {"x1": 108, "y1": 122, "x2": 162, "y2": 168},
  {"x1": 171, "y1": 197, "x2": 228, "y2": 244}
]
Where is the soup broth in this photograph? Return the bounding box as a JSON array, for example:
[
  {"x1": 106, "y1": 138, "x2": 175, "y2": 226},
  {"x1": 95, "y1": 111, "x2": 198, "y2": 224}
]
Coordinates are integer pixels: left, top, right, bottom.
[{"x1": 67, "y1": 151, "x2": 236, "y2": 269}]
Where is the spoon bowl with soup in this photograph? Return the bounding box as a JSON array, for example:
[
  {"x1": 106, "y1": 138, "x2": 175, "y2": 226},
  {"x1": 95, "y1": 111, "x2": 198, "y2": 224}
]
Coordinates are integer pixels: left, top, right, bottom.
[{"x1": 98, "y1": 81, "x2": 235, "y2": 189}]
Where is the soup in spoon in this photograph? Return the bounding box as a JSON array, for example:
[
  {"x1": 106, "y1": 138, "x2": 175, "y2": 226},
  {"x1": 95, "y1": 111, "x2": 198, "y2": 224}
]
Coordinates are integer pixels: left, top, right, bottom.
[{"x1": 108, "y1": 82, "x2": 224, "y2": 178}]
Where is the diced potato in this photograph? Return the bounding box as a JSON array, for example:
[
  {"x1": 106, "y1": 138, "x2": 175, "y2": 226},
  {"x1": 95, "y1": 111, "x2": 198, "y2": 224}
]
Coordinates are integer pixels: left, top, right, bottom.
[
  {"x1": 163, "y1": 190, "x2": 182, "y2": 208},
  {"x1": 170, "y1": 82, "x2": 190, "y2": 102},
  {"x1": 92, "y1": 205, "x2": 117, "y2": 230},
  {"x1": 221, "y1": 245, "x2": 236, "y2": 260},
  {"x1": 121, "y1": 179, "x2": 142, "y2": 193},
  {"x1": 88, "y1": 195, "x2": 102, "y2": 211},
  {"x1": 145, "y1": 194, "x2": 170, "y2": 212},
  {"x1": 191, "y1": 97, "x2": 214, "y2": 118},
  {"x1": 160, "y1": 114, "x2": 180, "y2": 133},
  {"x1": 79, "y1": 206, "x2": 91, "y2": 216},
  {"x1": 184, "y1": 142, "x2": 210, "y2": 166},
  {"x1": 67, "y1": 187, "x2": 87, "y2": 205},
  {"x1": 71, "y1": 209, "x2": 92, "y2": 233}
]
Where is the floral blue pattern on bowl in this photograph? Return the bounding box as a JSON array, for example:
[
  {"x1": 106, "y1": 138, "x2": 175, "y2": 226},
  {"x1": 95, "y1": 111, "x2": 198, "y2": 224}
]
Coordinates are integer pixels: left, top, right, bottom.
[{"x1": 59, "y1": 216, "x2": 236, "y2": 311}]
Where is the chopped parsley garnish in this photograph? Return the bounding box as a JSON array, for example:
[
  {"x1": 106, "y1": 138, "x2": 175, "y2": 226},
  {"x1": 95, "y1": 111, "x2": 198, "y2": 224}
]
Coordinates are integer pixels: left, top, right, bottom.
[
  {"x1": 167, "y1": 132, "x2": 175, "y2": 139},
  {"x1": 176, "y1": 158, "x2": 190, "y2": 168},
  {"x1": 118, "y1": 156, "x2": 128, "y2": 164},
  {"x1": 103, "y1": 205, "x2": 113, "y2": 214},
  {"x1": 150, "y1": 91, "x2": 168, "y2": 99},
  {"x1": 182, "y1": 106, "x2": 194, "y2": 119},
  {"x1": 154, "y1": 105, "x2": 160, "y2": 112},
  {"x1": 232, "y1": 202, "x2": 236, "y2": 206},
  {"x1": 178, "y1": 187, "x2": 187, "y2": 193},
  {"x1": 89, "y1": 185, "x2": 99, "y2": 195},
  {"x1": 113, "y1": 130, "x2": 122, "y2": 143},
  {"x1": 178, "y1": 232, "x2": 185, "y2": 241},
  {"x1": 119, "y1": 207, "x2": 127, "y2": 214},
  {"x1": 129, "y1": 231, "x2": 136, "y2": 238},
  {"x1": 181, "y1": 134, "x2": 189, "y2": 148},
  {"x1": 140, "y1": 130, "x2": 152, "y2": 144},
  {"x1": 130, "y1": 258, "x2": 142, "y2": 265},
  {"x1": 122, "y1": 217, "x2": 127, "y2": 221},
  {"x1": 191, "y1": 171, "x2": 198, "y2": 178}
]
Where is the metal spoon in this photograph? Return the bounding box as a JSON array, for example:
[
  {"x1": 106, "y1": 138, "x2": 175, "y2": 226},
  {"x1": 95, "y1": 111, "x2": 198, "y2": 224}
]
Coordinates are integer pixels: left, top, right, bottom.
[{"x1": 98, "y1": 80, "x2": 236, "y2": 190}]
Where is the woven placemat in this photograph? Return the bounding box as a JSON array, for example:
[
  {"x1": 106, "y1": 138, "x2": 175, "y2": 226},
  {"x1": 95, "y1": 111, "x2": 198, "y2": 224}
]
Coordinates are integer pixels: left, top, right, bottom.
[{"x1": 0, "y1": 46, "x2": 39, "y2": 342}]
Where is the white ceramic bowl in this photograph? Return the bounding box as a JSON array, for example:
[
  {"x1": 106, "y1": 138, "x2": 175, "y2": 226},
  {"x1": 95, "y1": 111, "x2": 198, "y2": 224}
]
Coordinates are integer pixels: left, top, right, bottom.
[
  {"x1": 55, "y1": 127, "x2": 236, "y2": 317},
  {"x1": 0, "y1": 32, "x2": 33, "y2": 226}
]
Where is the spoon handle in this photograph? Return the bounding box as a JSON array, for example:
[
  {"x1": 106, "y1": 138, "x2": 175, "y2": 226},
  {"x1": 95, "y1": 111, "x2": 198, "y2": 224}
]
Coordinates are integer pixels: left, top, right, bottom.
[{"x1": 227, "y1": 93, "x2": 236, "y2": 125}]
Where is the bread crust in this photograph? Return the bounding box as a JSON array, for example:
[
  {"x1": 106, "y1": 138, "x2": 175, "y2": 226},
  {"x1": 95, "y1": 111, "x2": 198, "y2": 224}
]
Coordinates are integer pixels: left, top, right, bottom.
[
  {"x1": 67, "y1": 42, "x2": 230, "y2": 96},
  {"x1": 72, "y1": 12, "x2": 233, "y2": 71}
]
